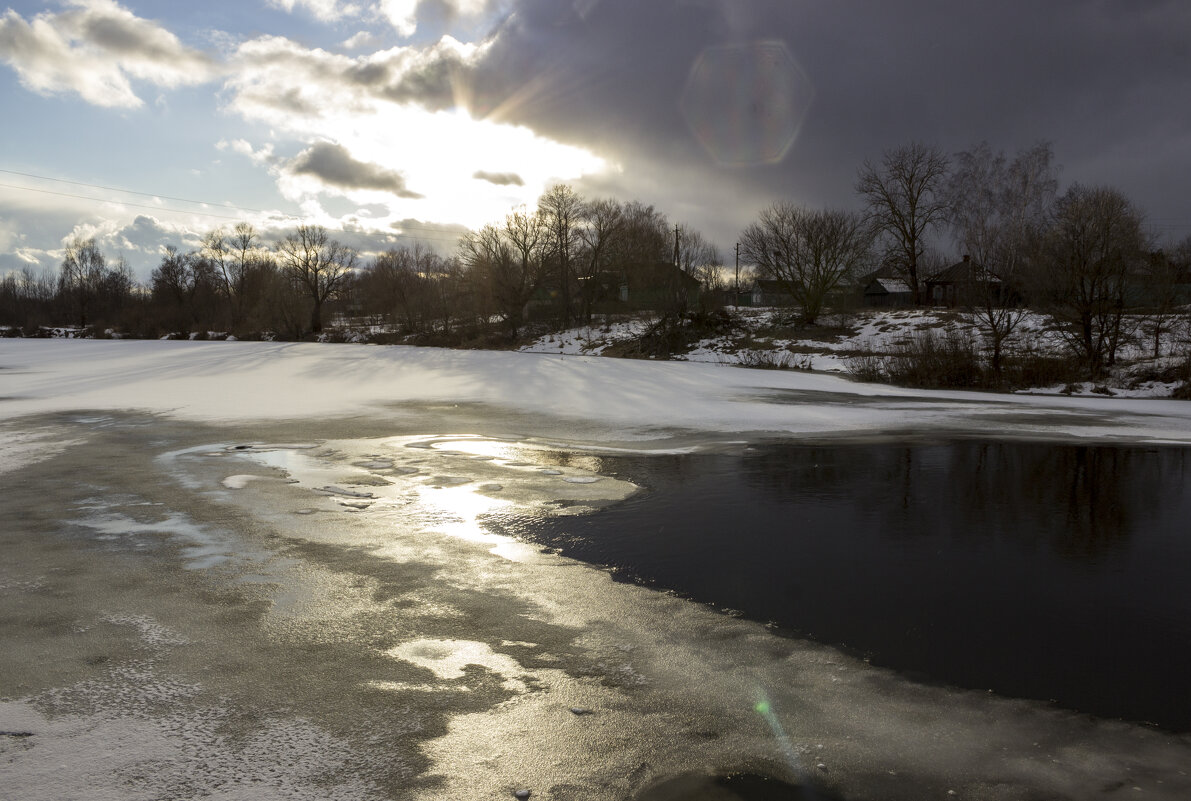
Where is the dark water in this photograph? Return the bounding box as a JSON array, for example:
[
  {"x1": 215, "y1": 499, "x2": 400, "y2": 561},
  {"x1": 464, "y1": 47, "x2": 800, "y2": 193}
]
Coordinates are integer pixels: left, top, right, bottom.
[
  {"x1": 501, "y1": 441, "x2": 1191, "y2": 731},
  {"x1": 635, "y1": 771, "x2": 843, "y2": 800}
]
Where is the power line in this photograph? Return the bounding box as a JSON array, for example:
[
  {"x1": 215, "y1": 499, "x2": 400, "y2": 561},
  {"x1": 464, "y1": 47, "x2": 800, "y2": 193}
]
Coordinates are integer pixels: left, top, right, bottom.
[
  {"x1": 0, "y1": 181, "x2": 467, "y2": 251},
  {"x1": 0, "y1": 181, "x2": 253, "y2": 222},
  {"x1": 0, "y1": 167, "x2": 472, "y2": 242},
  {"x1": 0, "y1": 168, "x2": 272, "y2": 214}
]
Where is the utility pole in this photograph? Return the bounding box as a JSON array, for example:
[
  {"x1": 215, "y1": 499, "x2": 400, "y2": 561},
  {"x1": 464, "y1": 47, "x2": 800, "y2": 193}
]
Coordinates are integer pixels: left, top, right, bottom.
[
  {"x1": 735, "y1": 242, "x2": 740, "y2": 303},
  {"x1": 673, "y1": 224, "x2": 680, "y2": 269}
]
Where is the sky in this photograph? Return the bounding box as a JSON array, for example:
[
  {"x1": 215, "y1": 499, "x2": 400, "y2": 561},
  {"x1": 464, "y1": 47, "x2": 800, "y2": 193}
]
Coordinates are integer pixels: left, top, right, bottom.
[{"x1": 2, "y1": 0, "x2": 1191, "y2": 280}]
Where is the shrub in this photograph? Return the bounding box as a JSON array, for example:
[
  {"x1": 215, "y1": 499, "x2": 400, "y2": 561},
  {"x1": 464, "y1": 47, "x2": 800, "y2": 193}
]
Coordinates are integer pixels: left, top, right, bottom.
[
  {"x1": 737, "y1": 349, "x2": 798, "y2": 370},
  {"x1": 610, "y1": 310, "x2": 740, "y2": 360},
  {"x1": 885, "y1": 329, "x2": 982, "y2": 388},
  {"x1": 1171, "y1": 353, "x2": 1191, "y2": 400},
  {"x1": 844, "y1": 351, "x2": 886, "y2": 382},
  {"x1": 999, "y1": 344, "x2": 1083, "y2": 389}
]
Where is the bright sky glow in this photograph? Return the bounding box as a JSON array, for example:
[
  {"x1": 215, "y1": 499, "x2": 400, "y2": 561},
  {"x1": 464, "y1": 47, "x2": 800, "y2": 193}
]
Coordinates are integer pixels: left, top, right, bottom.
[
  {"x1": 2, "y1": 1, "x2": 1190, "y2": 278},
  {"x1": 0, "y1": 0, "x2": 613, "y2": 274},
  {"x1": 262, "y1": 104, "x2": 609, "y2": 231}
]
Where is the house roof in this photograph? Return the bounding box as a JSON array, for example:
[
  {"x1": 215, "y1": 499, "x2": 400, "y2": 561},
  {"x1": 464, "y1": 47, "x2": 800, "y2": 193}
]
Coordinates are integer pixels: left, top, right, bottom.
[
  {"x1": 622, "y1": 261, "x2": 702, "y2": 290},
  {"x1": 866, "y1": 278, "x2": 912, "y2": 295},
  {"x1": 928, "y1": 258, "x2": 1002, "y2": 285},
  {"x1": 753, "y1": 278, "x2": 789, "y2": 293},
  {"x1": 857, "y1": 263, "x2": 904, "y2": 286}
]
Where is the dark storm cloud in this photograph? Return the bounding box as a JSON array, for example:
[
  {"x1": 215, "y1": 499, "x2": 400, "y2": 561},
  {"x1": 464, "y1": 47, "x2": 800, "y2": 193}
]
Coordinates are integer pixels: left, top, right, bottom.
[
  {"x1": 389, "y1": 217, "x2": 470, "y2": 244},
  {"x1": 466, "y1": 0, "x2": 1191, "y2": 245},
  {"x1": 288, "y1": 142, "x2": 424, "y2": 198},
  {"x1": 375, "y1": 39, "x2": 480, "y2": 110},
  {"x1": 77, "y1": 11, "x2": 213, "y2": 69},
  {"x1": 472, "y1": 170, "x2": 525, "y2": 186}
]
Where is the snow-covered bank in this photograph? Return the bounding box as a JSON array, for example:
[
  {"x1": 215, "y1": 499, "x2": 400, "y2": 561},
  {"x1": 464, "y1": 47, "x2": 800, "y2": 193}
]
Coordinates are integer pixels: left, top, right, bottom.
[
  {"x1": 3, "y1": 339, "x2": 1191, "y2": 444},
  {"x1": 520, "y1": 307, "x2": 1191, "y2": 397}
]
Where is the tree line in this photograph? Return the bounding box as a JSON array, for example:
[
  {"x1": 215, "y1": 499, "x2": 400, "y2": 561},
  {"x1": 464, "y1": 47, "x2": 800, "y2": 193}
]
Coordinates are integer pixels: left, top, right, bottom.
[
  {"x1": 0, "y1": 185, "x2": 725, "y2": 345},
  {"x1": 2, "y1": 140, "x2": 1190, "y2": 383},
  {"x1": 741, "y1": 140, "x2": 1191, "y2": 379}
]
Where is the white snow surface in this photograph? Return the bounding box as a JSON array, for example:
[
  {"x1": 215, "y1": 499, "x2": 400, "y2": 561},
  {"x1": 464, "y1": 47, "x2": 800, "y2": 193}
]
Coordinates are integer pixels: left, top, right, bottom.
[
  {"x1": 521, "y1": 307, "x2": 1191, "y2": 391},
  {"x1": 3, "y1": 338, "x2": 1191, "y2": 443}
]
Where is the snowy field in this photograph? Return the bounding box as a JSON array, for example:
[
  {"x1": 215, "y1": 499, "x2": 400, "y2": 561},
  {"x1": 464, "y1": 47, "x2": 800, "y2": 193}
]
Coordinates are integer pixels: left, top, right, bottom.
[
  {"x1": 4, "y1": 337, "x2": 1191, "y2": 443},
  {"x1": 520, "y1": 307, "x2": 1191, "y2": 398},
  {"x1": 3, "y1": 338, "x2": 1191, "y2": 801}
]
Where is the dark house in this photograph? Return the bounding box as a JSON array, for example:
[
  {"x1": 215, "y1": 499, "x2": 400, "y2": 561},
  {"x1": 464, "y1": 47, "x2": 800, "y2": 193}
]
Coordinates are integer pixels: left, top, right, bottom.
[
  {"x1": 750, "y1": 279, "x2": 795, "y2": 307},
  {"x1": 926, "y1": 255, "x2": 1008, "y2": 307},
  {"x1": 863, "y1": 277, "x2": 914, "y2": 307},
  {"x1": 857, "y1": 263, "x2": 917, "y2": 307},
  {"x1": 620, "y1": 261, "x2": 702, "y2": 311},
  {"x1": 528, "y1": 261, "x2": 701, "y2": 319}
]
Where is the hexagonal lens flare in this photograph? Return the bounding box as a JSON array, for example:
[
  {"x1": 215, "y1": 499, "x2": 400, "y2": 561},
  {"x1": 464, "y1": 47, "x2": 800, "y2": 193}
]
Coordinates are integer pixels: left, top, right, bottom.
[{"x1": 680, "y1": 40, "x2": 814, "y2": 166}]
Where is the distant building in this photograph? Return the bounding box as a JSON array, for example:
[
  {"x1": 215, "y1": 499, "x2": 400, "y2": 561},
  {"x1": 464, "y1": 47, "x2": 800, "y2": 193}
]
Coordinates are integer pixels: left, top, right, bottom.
[
  {"x1": 862, "y1": 277, "x2": 914, "y2": 307},
  {"x1": 925, "y1": 255, "x2": 1007, "y2": 306},
  {"x1": 526, "y1": 261, "x2": 702, "y2": 319},
  {"x1": 620, "y1": 261, "x2": 702, "y2": 311},
  {"x1": 750, "y1": 278, "x2": 795, "y2": 307},
  {"x1": 856, "y1": 263, "x2": 916, "y2": 307}
]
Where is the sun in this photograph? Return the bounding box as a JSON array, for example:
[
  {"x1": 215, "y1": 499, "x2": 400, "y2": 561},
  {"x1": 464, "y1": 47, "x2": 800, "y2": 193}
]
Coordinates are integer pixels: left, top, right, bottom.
[{"x1": 289, "y1": 103, "x2": 612, "y2": 233}]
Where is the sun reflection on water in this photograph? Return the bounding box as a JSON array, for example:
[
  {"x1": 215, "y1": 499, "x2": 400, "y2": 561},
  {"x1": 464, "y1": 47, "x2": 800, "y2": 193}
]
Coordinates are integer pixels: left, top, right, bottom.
[
  {"x1": 426, "y1": 436, "x2": 522, "y2": 461},
  {"x1": 415, "y1": 483, "x2": 538, "y2": 561},
  {"x1": 218, "y1": 436, "x2": 637, "y2": 563}
]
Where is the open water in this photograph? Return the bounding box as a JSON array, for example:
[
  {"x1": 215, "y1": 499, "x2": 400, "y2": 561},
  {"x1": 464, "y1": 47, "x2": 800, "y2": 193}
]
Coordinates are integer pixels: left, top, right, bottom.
[{"x1": 504, "y1": 440, "x2": 1191, "y2": 731}]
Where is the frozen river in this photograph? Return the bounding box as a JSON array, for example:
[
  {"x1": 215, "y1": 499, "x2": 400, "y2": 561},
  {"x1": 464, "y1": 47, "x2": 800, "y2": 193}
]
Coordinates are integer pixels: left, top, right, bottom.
[{"x1": 3, "y1": 340, "x2": 1191, "y2": 800}]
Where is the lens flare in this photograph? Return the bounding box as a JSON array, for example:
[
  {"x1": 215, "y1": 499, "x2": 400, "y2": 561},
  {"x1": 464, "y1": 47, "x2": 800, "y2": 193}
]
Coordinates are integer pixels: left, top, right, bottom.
[
  {"x1": 753, "y1": 688, "x2": 808, "y2": 779},
  {"x1": 680, "y1": 40, "x2": 814, "y2": 166}
]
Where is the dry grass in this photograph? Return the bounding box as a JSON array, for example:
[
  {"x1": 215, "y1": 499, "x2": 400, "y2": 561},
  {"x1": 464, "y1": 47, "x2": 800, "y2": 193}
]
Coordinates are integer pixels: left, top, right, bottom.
[{"x1": 846, "y1": 330, "x2": 1083, "y2": 390}]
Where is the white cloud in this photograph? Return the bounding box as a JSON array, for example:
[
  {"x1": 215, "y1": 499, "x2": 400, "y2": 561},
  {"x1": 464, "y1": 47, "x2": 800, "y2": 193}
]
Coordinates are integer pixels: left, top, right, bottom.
[
  {"x1": 378, "y1": 0, "x2": 496, "y2": 39},
  {"x1": 378, "y1": 0, "x2": 419, "y2": 37},
  {"x1": 0, "y1": 1, "x2": 217, "y2": 108},
  {"x1": 52, "y1": 215, "x2": 216, "y2": 278},
  {"x1": 13, "y1": 247, "x2": 50, "y2": 266},
  {"x1": 342, "y1": 30, "x2": 380, "y2": 50},
  {"x1": 223, "y1": 33, "x2": 609, "y2": 230},
  {"x1": 267, "y1": 0, "x2": 364, "y2": 22},
  {"x1": 216, "y1": 138, "x2": 277, "y2": 165}
]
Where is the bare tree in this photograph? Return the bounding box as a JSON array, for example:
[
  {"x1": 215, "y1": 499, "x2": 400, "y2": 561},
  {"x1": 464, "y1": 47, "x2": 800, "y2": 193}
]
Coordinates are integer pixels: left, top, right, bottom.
[
  {"x1": 677, "y1": 227, "x2": 723, "y2": 292},
  {"x1": 0, "y1": 267, "x2": 56, "y2": 329},
  {"x1": 424, "y1": 254, "x2": 471, "y2": 335},
  {"x1": 946, "y1": 141, "x2": 1059, "y2": 376},
  {"x1": 609, "y1": 201, "x2": 670, "y2": 267},
  {"x1": 275, "y1": 225, "x2": 357, "y2": 335},
  {"x1": 460, "y1": 223, "x2": 540, "y2": 339},
  {"x1": 740, "y1": 202, "x2": 872, "y2": 325},
  {"x1": 58, "y1": 237, "x2": 107, "y2": 327},
  {"x1": 576, "y1": 198, "x2": 624, "y2": 323},
  {"x1": 359, "y1": 246, "x2": 428, "y2": 332},
  {"x1": 1034, "y1": 184, "x2": 1147, "y2": 378},
  {"x1": 204, "y1": 222, "x2": 267, "y2": 329},
  {"x1": 1138, "y1": 245, "x2": 1186, "y2": 360},
  {"x1": 538, "y1": 184, "x2": 584, "y2": 327},
  {"x1": 203, "y1": 229, "x2": 231, "y2": 309},
  {"x1": 857, "y1": 142, "x2": 950, "y2": 304},
  {"x1": 150, "y1": 247, "x2": 225, "y2": 333},
  {"x1": 505, "y1": 206, "x2": 545, "y2": 275}
]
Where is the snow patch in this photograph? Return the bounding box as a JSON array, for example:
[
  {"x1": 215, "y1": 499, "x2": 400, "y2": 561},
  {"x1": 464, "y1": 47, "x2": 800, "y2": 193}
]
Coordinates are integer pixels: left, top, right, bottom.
[{"x1": 386, "y1": 639, "x2": 529, "y2": 692}]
